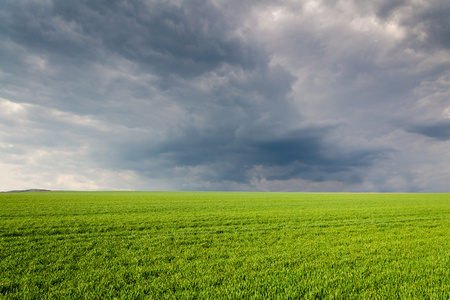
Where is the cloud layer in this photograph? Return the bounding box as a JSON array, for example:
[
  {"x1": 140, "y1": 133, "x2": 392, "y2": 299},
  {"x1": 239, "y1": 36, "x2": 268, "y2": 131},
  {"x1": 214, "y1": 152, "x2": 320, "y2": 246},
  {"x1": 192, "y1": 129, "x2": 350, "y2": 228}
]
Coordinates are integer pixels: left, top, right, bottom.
[{"x1": 1, "y1": 0, "x2": 450, "y2": 191}]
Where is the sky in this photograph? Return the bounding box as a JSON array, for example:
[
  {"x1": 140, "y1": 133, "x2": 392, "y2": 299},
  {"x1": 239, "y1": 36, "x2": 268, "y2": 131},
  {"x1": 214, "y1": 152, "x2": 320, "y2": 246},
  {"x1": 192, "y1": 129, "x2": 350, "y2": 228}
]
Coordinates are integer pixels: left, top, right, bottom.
[{"x1": 1, "y1": 0, "x2": 450, "y2": 192}]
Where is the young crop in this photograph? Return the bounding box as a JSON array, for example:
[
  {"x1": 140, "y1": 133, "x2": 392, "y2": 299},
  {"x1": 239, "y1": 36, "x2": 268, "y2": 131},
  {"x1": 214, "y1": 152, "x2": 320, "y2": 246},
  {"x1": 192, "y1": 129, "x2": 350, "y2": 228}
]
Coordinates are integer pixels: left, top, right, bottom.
[{"x1": 1, "y1": 192, "x2": 449, "y2": 299}]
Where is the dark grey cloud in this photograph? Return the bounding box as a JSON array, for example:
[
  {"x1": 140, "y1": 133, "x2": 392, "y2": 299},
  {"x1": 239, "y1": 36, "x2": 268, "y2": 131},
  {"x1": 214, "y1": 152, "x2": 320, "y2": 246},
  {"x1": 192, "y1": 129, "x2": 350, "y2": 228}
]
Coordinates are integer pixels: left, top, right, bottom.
[
  {"x1": 115, "y1": 125, "x2": 385, "y2": 186},
  {"x1": 3, "y1": 0, "x2": 265, "y2": 77},
  {"x1": 1, "y1": 0, "x2": 450, "y2": 191},
  {"x1": 397, "y1": 1, "x2": 450, "y2": 50},
  {"x1": 0, "y1": 0, "x2": 273, "y2": 118},
  {"x1": 408, "y1": 120, "x2": 450, "y2": 141}
]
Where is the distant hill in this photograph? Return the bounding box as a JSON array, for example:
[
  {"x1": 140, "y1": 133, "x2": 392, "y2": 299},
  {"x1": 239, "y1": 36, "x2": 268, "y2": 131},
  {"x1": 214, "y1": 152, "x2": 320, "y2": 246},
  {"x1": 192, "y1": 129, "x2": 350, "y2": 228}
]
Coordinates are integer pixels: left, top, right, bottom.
[{"x1": 2, "y1": 189, "x2": 52, "y2": 193}]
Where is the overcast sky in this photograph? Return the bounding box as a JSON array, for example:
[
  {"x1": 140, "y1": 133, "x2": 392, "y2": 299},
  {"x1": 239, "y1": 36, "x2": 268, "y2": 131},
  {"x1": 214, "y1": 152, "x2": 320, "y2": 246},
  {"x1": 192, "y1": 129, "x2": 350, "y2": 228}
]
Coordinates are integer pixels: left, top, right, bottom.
[{"x1": 1, "y1": 0, "x2": 450, "y2": 192}]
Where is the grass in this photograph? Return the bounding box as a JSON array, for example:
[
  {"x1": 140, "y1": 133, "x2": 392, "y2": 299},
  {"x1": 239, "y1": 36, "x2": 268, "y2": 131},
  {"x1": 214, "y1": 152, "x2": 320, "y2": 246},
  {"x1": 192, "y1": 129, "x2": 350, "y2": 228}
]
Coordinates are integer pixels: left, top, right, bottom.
[{"x1": 0, "y1": 192, "x2": 449, "y2": 299}]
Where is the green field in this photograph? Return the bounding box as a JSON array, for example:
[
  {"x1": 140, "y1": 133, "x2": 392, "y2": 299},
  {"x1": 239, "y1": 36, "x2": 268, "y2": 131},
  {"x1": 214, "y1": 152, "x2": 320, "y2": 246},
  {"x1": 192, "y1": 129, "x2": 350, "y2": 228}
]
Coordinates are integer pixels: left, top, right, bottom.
[{"x1": 1, "y1": 192, "x2": 449, "y2": 299}]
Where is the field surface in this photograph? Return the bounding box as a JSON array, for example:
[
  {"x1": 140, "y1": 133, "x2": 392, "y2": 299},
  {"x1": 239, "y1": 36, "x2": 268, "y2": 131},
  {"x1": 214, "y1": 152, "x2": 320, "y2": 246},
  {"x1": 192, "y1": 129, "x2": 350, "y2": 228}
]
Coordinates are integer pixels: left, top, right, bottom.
[{"x1": 1, "y1": 192, "x2": 449, "y2": 299}]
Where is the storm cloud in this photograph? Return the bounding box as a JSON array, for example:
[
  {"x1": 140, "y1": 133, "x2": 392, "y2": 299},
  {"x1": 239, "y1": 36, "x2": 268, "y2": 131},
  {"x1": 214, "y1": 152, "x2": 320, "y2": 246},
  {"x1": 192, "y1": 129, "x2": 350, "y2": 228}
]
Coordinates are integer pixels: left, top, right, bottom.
[
  {"x1": 1, "y1": 0, "x2": 449, "y2": 191},
  {"x1": 409, "y1": 120, "x2": 450, "y2": 141}
]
